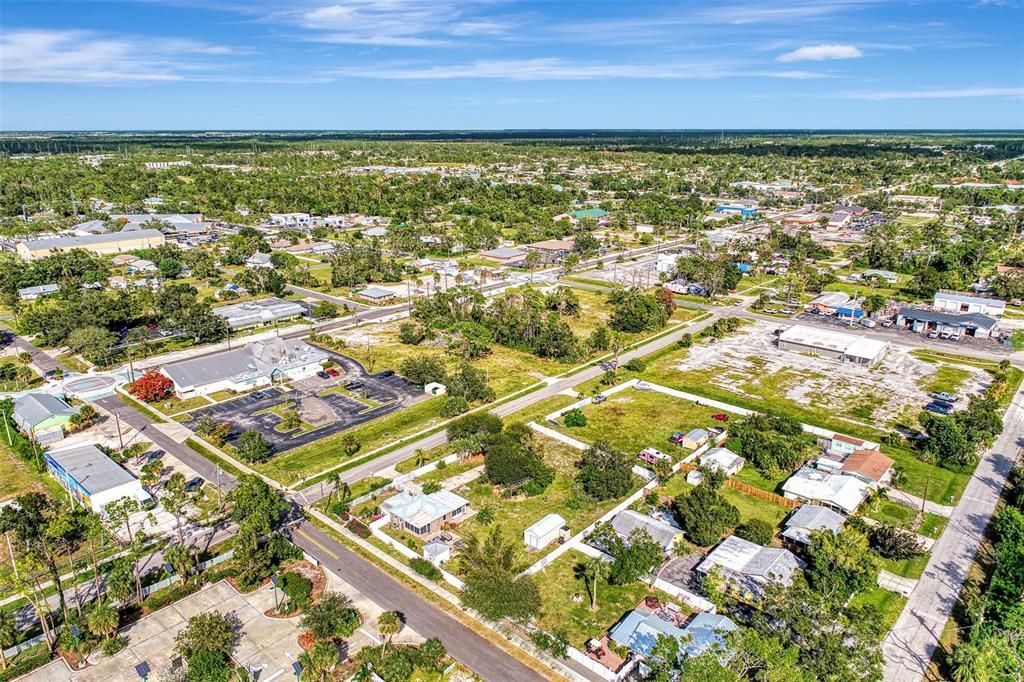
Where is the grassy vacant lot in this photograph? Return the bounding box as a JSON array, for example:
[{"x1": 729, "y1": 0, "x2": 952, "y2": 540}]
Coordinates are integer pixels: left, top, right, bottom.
[
  {"x1": 0, "y1": 441, "x2": 42, "y2": 500},
  {"x1": 256, "y1": 395, "x2": 447, "y2": 485},
  {"x1": 451, "y1": 437, "x2": 632, "y2": 557},
  {"x1": 639, "y1": 343, "x2": 971, "y2": 505},
  {"x1": 552, "y1": 388, "x2": 726, "y2": 456},
  {"x1": 533, "y1": 548, "x2": 686, "y2": 648},
  {"x1": 0, "y1": 356, "x2": 42, "y2": 392},
  {"x1": 919, "y1": 365, "x2": 973, "y2": 396}
]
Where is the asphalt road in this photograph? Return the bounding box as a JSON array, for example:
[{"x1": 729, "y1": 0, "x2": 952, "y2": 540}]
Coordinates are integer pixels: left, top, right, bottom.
[
  {"x1": 289, "y1": 521, "x2": 548, "y2": 682},
  {"x1": 881, "y1": 383, "x2": 1024, "y2": 681},
  {"x1": 94, "y1": 395, "x2": 239, "y2": 492}
]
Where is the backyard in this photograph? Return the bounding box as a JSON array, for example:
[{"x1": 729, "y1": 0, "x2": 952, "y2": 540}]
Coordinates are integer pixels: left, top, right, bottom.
[{"x1": 532, "y1": 548, "x2": 688, "y2": 648}]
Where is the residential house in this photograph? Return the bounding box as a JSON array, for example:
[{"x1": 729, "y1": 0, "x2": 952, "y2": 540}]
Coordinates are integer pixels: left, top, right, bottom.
[
  {"x1": 17, "y1": 284, "x2": 60, "y2": 301},
  {"x1": 12, "y1": 393, "x2": 80, "y2": 444},
  {"x1": 861, "y1": 269, "x2": 900, "y2": 284},
  {"x1": 839, "y1": 449, "x2": 895, "y2": 486},
  {"x1": 382, "y1": 489, "x2": 470, "y2": 536},
  {"x1": 128, "y1": 259, "x2": 157, "y2": 273},
  {"x1": 245, "y1": 251, "x2": 274, "y2": 269},
  {"x1": 697, "y1": 447, "x2": 746, "y2": 477},
  {"x1": 781, "y1": 467, "x2": 871, "y2": 515},
  {"x1": 160, "y1": 338, "x2": 328, "y2": 398},
  {"x1": 355, "y1": 286, "x2": 399, "y2": 304},
  {"x1": 696, "y1": 535, "x2": 803, "y2": 602},
  {"x1": 781, "y1": 504, "x2": 845, "y2": 550},
  {"x1": 679, "y1": 428, "x2": 710, "y2": 450},
  {"x1": 610, "y1": 510, "x2": 682, "y2": 553},
  {"x1": 609, "y1": 608, "x2": 736, "y2": 662},
  {"x1": 360, "y1": 226, "x2": 389, "y2": 238}
]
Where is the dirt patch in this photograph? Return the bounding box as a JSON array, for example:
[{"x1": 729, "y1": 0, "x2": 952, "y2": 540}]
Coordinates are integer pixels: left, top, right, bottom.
[
  {"x1": 670, "y1": 320, "x2": 990, "y2": 427},
  {"x1": 334, "y1": 329, "x2": 380, "y2": 346},
  {"x1": 297, "y1": 395, "x2": 337, "y2": 426}
]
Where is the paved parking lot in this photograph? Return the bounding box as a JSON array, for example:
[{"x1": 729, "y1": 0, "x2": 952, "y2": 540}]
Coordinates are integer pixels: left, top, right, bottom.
[
  {"x1": 23, "y1": 581, "x2": 301, "y2": 682},
  {"x1": 793, "y1": 312, "x2": 1012, "y2": 354},
  {"x1": 188, "y1": 349, "x2": 425, "y2": 453}
]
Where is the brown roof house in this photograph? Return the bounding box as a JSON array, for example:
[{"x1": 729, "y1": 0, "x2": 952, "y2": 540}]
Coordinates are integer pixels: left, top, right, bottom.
[{"x1": 839, "y1": 449, "x2": 895, "y2": 486}]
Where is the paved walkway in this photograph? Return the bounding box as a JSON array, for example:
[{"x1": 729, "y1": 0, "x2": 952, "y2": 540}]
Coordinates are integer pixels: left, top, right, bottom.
[
  {"x1": 882, "y1": 384, "x2": 1024, "y2": 681},
  {"x1": 886, "y1": 488, "x2": 955, "y2": 518},
  {"x1": 877, "y1": 569, "x2": 919, "y2": 598}
]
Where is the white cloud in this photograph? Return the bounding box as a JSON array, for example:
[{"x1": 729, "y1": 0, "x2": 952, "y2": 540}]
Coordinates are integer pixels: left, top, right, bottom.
[
  {"x1": 844, "y1": 87, "x2": 1024, "y2": 100},
  {"x1": 329, "y1": 57, "x2": 826, "y2": 80},
  {"x1": 0, "y1": 29, "x2": 322, "y2": 84},
  {"x1": 777, "y1": 44, "x2": 863, "y2": 62},
  {"x1": 285, "y1": 1, "x2": 511, "y2": 47}
]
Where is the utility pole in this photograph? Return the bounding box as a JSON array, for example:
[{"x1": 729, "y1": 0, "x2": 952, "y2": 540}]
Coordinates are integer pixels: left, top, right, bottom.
[{"x1": 114, "y1": 412, "x2": 125, "y2": 451}]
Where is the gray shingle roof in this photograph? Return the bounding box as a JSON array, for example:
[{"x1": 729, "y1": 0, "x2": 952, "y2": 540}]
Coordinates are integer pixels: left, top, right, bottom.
[
  {"x1": 161, "y1": 338, "x2": 326, "y2": 390},
  {"x1": 611, "y1": 510, "x2": 680, "y2": 551},
  {"x1": 21, "y1": 229, "x2": 164, "y2": 251}
]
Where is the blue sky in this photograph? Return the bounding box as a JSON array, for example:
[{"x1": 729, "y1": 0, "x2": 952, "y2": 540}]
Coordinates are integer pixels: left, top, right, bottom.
[{"x1": 2, "y1": 0, "x2": 1022, "y2": 130}]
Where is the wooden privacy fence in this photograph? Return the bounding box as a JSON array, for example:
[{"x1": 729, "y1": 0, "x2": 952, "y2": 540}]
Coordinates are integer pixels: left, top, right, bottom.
[{"x1": 675, "y1": 461, "x2": 799, "y2": 508}]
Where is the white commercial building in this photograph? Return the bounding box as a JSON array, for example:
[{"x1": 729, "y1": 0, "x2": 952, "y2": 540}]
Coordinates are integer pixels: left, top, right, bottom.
[
  {"x1": 933, "y1": 291, "x2": 1006, "y2": 317},
  {"x1": 160, "y1": 338, "x2": 328, "y2": 398},
  {"x1": 44, "y1": 444, "x2": 150, "y2": 514},
  {"x1": 777, "y1": 325, "x2": 889, "y2": 367}
]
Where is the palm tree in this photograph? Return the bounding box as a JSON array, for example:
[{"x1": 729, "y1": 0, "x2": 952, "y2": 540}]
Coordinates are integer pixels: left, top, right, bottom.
[
  {"x1": 165, "y1": 543, "x2": 194, "y2": 584},
  {"x1": 584, "y1": 558, "x2": 603, "y2": 610},
  {"x1": 0, "y1": 609, "x2": 15, "y2": 670},
  {"x1": 377, "y1": 611, "x2": 401, "y2": 656},
  {"x1": 298, "y1": 641, "x2": 339, "y2": 682},
  {"x1": 866, "y1": 486, "x2": 889, "y2": 513},
  {"x1": 87, "y1": 602, "x2": 119, "y2": 641}
]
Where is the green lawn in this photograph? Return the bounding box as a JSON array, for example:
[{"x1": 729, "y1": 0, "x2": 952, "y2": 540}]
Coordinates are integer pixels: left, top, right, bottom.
[
  {"x1": 448, "y1": 437, "x2": 633, "y2": 557},
  {"x1": 919, "y1": 512, "x2": 949, "y2": 540},
  {"x1": 0, "y1": 440, "x2": 42, "y2": 501},
  {"x1": 850, "y1": 587, "x2": 907, "y2": 631},
  {"x1": 866, "y1": 502, "x2": 917, "y2": 527},
  {"x1": 533, "y1": 548, "x2": 687, "y2": 648},
  {"x1": 732, "y1": 465, "x2": 788, "y2": 495},
  {"x1": 156, "y1": 395, "x2": 213, "y2": 415},
  {"x1": 880, "y1": 553, "x2": 930, "y2": 580},
  {"x1": 55, "y1": 353, "x2": 91, "y2": 373},
  {"x1": 655, "y1": 475, "x2": 791, "y2": 539},
  {"x1": 185, "y1": 438, "x2": 245, "y2": 478},
  {"x1": 552, "y1": 388, "x2": 726, "y2": 457},
  {"x1": 920, "y1": 365, "x2": 973, "y2": 395},
  {"x1": 256, "y1": 396, "x2": 447, "y2": 485}
]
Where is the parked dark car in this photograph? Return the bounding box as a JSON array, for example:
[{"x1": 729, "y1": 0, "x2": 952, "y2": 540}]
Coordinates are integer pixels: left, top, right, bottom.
[
  {"x1": 378, "y1": 370, "x2": 395, "y2": 378},
  {"x1": 344, "y1": 381, "x2": 364, "y2": 391},
  {"x1": 316, "y1": 370, "x2": 330, "y2": 379},
  {"x1": 185, "y1": 477, "x2": 204, "y2": 493},
  {"x1": 924, "y1": 402, "x2": 952, "y2": 415}
]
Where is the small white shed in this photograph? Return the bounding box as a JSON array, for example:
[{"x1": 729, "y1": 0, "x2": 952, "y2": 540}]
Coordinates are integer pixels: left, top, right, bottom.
[
  {"x1": 524, "y1": 513, "x2": 568, "y2": 551},
  {"x1": 424, "y1": 382, "x2": 447, "y2": 396}
]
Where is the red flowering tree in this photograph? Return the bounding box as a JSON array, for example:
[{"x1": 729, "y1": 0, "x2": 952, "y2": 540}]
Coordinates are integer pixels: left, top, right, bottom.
[{"x1": 128, "y1": 370, "x2": 175, "y2": 402}]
